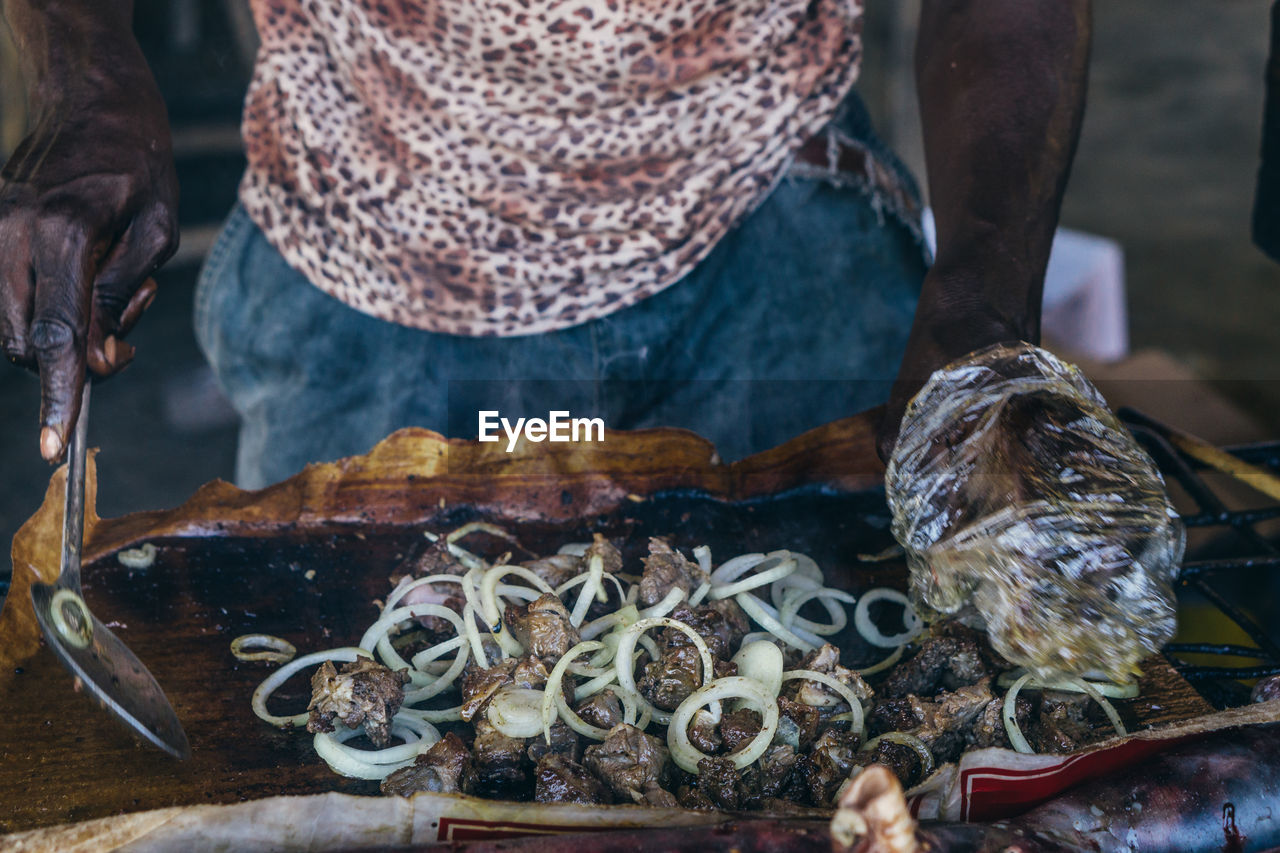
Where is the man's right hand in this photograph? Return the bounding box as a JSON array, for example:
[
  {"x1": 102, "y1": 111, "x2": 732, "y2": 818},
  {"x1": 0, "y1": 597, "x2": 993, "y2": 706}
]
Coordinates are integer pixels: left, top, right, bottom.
[{"x1": 1, "y1": 0, "x2": 178, "y2": 461}]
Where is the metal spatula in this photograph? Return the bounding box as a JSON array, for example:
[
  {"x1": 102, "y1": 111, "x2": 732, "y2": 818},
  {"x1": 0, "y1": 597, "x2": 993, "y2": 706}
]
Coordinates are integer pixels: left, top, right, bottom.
[{"x1": 29, "y1": 383, "x2": 191, "y2": 759}]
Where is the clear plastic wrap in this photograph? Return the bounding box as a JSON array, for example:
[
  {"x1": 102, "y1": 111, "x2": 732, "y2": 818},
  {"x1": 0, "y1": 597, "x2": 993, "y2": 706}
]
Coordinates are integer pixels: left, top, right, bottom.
[{"x1": 885, "y1": 342, "x2": 1185, "y2": 682}]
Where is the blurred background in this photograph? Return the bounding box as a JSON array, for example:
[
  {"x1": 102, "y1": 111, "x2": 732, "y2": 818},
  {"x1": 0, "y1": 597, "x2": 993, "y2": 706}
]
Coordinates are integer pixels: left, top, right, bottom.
[{"x1": 1, "y1": 0, "x2": 1278, "y2": 567}]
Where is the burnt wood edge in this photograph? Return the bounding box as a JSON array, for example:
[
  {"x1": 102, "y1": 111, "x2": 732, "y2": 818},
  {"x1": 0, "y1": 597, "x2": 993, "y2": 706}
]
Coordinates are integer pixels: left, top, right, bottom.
[{"x1": 0, "y1": 410, "x2": 886, "y2": 678}]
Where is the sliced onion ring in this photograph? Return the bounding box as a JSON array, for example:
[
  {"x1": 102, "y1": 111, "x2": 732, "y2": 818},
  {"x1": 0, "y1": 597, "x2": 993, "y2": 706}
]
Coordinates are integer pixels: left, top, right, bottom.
[
  {"x1": 859, "y1": 731, "x2": 935, "y2": 778},
  {"x1": 710, "y1": 553, "x2": 768, "y2": 583},
  {"x1": 313, "y1": 717, "x2": 440, "y2": 780},
  {"x1": 735, "y1": 592, "x2": 819, "y2": 652},
  {"x1": 668, "y1": 676, "x2": 780, "y2": 774},
  {"x1": 1003, "y1": 672, "x2": 1036, "y2": 754},
  {"x1": 252, "y1": 647, "x2": 372, "y2": 728},
  {"x1": 384, "y1": 573, "x2": 466, "y2": 613},
  {"x1": 707, "y1": 554, "x2": 798, "y2": 600},
  {"x1": 555, "y1": 571, "x2": 626, "y2": 605},
  {"x1": 781, "y1": 669, "x2": 865, "y2": 735},
  {"x1": 49, "y1": 589, "x2": 92, "y2": 649},
  {"x1": 639, "y1": 587, "x2": 686, "y2": 619},
  {"x1": 731, "y1": 640, "x2": 784, "y2": 699},
  {"x1": 486, "y1": 686, "x2": 546, "y2": 739},
  {"x1": 359, "y1": 602, "x2": 465, "y2": 672},
  {"x1": 854, "y1": 645, "x2": 904, "y2": 677},
  {"x1": 405, "y1": 636, "x2": 470, "y2": 704},
  {"x1": 996, "y1": 669, "x2": 1139, "y2": 699},
  {"x1": 543, "y1": 640, "x2": 606, "y2": 743},
  {"x1": 480, "y1": 564, "x2": 553, "y2": 643},
  {"x1": 570, "y1": 552, "x2": 606, "y2": 627},
  {"x1": 231, "y1": 634, "x2": 297, "y2": 664},
  {"x1": 613, "y1": 617, "x2": 717, "y2": 725},
  {"x1": 853, "y1": 588, "x2": 922, "y2": 648},
  {"x1": 777, "y1": 586, "x2": 855, "y2": 636}
]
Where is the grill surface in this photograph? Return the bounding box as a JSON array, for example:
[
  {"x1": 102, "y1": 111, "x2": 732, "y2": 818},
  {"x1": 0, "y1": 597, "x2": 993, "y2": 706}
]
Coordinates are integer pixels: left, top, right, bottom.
[{"x1": 1121, "y1": 408, "x2": 1280, "y2": 704}]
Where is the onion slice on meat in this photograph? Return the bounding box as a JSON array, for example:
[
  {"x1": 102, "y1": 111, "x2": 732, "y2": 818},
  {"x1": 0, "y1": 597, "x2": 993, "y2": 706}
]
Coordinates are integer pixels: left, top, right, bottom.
[
  {"x1": 543, "y1": 640, "x2": 606, "y2": 743},
  {"x1": 383, "y1": 573, "x2": 466, "y2": 612},
  {"x1": 639, "y1": 587, "x2": 686, "y2": 619},
  {"x1": 555, "y1": 571, "x2": 626, "y2": 606},
  {"x1": 405, "y1": 636, "x2": 470, "y2": 703},
  {"x1": 707, "y1": 553, "x2": 798, "y2": 599},
  {"x1": 252, "y1": 647, "x2": 373, "y2": 728},
  {"x1": 613, "y1": 617, "x2": 717, "y2": 725},
  {"x1": 731, "y1": 640, "x2": 784, "y2": 699},
  {"x1": 859, "y1": 731, "x2": 935, "y2": 778},
  {"x1": 359, "y1": 602, "x2": 465, "y2": 675},
  {"x1": 1001, "y1": 671, "x2": 1130, "y2": 755},
  {"x1": 480, "y1": 564, "x2": 554, "y2": 656},
  {"x1": 668, "y1": 676, "x2": 780, "y2": 774},
  {"x1": 313, "y1": 714, "x2": 441, "y2": 780},
  {"x1": 781, "y1": 669, "x2": 865, "y2": 735},
  {"x1": 734, "y1": 592, "x2": 820, "y2": 652},
  {"x1": 996, "y1": 669, "x2": 1140, "y2": 699},
  {"x1": 486, "y1": 686, "x2": 547, "y2": 739},
  {"x1": 569, "y1": 551, "x2": 606, "y2": 627}
]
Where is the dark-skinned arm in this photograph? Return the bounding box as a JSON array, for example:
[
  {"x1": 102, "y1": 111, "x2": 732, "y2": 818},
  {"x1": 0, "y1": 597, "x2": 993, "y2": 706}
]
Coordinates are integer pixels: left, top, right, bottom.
[
  {"x1": 878, "y1": 0, "x2": 1091, "y2": 460},
  {"x1": 1, "y1": 0, "x2": 177, "y2": 461}
]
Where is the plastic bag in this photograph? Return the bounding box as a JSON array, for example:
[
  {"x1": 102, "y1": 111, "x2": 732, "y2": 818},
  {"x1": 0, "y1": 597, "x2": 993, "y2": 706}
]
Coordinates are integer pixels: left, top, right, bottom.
[{"x1": 884, "y1": 342, "x2": 1184, "y2": 682}]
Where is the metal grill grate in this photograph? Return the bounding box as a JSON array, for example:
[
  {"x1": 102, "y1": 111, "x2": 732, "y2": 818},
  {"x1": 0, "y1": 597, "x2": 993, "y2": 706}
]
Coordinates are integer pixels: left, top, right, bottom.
[{"x1": 1120, "y1": 408, "x2": 1280, "y2": 704}]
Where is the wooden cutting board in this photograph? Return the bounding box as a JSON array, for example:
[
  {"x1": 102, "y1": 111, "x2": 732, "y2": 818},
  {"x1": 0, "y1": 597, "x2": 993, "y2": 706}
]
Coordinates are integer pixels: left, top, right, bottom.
[{"x1": 0, "y1": 413, "x2": 1211, "y2": 835}]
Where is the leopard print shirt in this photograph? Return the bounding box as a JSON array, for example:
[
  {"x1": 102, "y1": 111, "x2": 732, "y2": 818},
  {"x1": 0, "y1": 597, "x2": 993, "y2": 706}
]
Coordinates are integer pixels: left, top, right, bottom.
[{"x1": 240, "y1": 0, "x2": 864, "y2": 336}]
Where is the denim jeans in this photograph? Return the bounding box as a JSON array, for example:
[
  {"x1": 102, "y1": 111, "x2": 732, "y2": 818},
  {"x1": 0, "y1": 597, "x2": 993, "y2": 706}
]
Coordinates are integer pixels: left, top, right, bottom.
[{"x1": 195, "y1": 97, "x2": 927, "y2": 489}]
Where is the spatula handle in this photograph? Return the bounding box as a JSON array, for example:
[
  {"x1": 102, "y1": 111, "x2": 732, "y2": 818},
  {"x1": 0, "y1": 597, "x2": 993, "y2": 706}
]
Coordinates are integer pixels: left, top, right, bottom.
[{"x1": 59, "y1": 382, "x2": 91, "y2": 593}]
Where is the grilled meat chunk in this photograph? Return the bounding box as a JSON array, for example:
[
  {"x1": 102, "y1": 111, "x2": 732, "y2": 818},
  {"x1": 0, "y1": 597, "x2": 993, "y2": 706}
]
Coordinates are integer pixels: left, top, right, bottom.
[
  {"x1": 973, "y1": 692, "x2": 1032, "y2": 749},
  {"x1": 661, "y1": 603, "x2": 746, "y2": 660},
  {"x1": 638, "y1": 643, "x2": 702, "y2": 711},
  {"x1": 465, "y1": 720, "x2": 532, "y2": 798},
  {"x1": 879, "y1": 633, "x2": 991, "y2": 700},
  {"x1": 678, "y1": 785, "x2": 717, "y2": 811},
  {"x1": 504, "y1": 592, "x2": 580, "y2": 661},
  {"x1": 584, "y1": 534, "x2": 624, "y2": 575},
  {"x1": 783, "y1": 644, "x2": 873, "y2": 710},
  {"x1": 526, "y1": 719, "x2": 583, "y2": 764},
  {"x1": 639, "y1": 780, "x2": 680, "y2": 808},
  {"x1": 1031, "y1": 692, "x2": 1096, "y2": 754},
  {"x1": 381, "y1": 732, "x2": 471, "y2": 796},
  {"x1": 804, "y1": 728, "x2": 860, "y2": 806},
  {"x1": 695, "y1": 756, "x2": 741, "y2": 811},
  {"x1": 459, "y1": 656, "x2": 548, "y2": 721},
  {"x1": 852, "y1": 740, "x2": 922, "y2": 789},
  {"x1": 868, "y1": 697, "x2": 923, "y2": 737},
  {"x1": 583, "y1": 724, "x2": 671, "y2": 803},
  {"x1": 574, "y1": 690, "x2": 624, "y2": 731},
  {"x1": 777, "y1": 696, "x2": 821, "y2": 750},
  {"x1": 404, "y1": 535, "x2": 468, "y2": 577},
  {"x1": 720, "y1": 708, "x2": 763, "y2": 754},
  {"x1": 867, "y1": 679, "x2": 994, "y2": 765},
  {"x1": 915, "y1": 680, "x2": 995, "y2": 763},
  {"x1": 638, "y1": 538, "x2": 706, "y2": 607},
  {"x1": 535, "y1": 754, "x2": 612, "y2": 804},
  {"x1": 306, "y1": 657, "x2": 409, "y2": 748},
  {"x1": 688, "y1": 709, "x2": 722, "y2": 754},
  {"x1": 738, "y1": 744, "x2": 800, "y2": 804}
]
